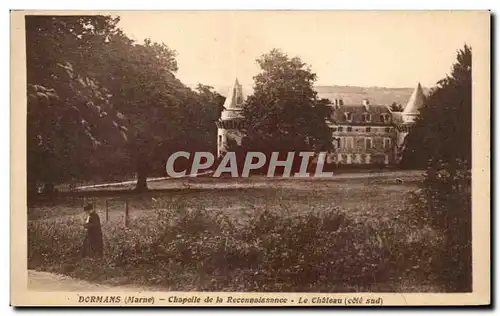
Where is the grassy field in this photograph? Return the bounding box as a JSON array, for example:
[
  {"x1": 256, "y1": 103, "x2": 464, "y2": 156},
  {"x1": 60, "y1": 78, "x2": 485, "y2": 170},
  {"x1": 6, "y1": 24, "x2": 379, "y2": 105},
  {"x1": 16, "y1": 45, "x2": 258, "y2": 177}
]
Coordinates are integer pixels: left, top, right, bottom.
[
  {"x1": 28, "y1": 170, "x2": 448, "y2": 292},
  {"x1": 31, "y1": 170, "x2": 423, "y2": 221}
]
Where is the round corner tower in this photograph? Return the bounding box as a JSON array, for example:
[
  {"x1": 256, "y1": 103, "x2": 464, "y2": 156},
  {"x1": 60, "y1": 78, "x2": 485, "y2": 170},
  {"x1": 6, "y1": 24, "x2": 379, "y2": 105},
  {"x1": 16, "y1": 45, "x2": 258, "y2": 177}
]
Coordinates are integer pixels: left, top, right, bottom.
[
  {"x1": 394, "y1": 82, "x2": 426, "y2": 162},
  {"x1": 215, "y1": 78, "x2": 245, "y2": 157},
  {"x1": 401, "y1": 82, "x2": 425, "y2": 124}
]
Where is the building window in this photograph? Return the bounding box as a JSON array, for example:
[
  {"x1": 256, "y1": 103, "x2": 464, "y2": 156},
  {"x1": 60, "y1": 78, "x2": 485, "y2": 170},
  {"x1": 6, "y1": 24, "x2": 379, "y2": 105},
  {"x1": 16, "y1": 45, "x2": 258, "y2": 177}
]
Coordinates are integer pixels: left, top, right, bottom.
[
  {"x1": 346, "y1": 154, "x2": 352, "y2": 164},
  {"x1": 347, "y1": 127, "x2": 352, "y2": 132},
  {"x1": 333, "y1": 137, "x2": 341, "y2": 149},
  {"x1": 363, "y1": 113, "x2": 372, "y2": 122},
  {"x1": 355, "y1": 154, "x2": 362, "y2": 164},
  {"x1": 338, "y1": 126, "x2": 343, "y2": 132},
  {"x1": 345, "y1": 112, "x2": 353, "y2": 122},
  {"x1": 383, "y1": 138, "x2": 392, "y2": 149},
  {"x1": 365, "y1": 138, "x2": 372, "y2": 149},
  {"x1": 366, "y1": 127, "x2": 371, "y2": 132},
  {"x1": 346, "y1": 137, "x2": 354, "y2": 149},
  {"x1": 332, "y1": 127, "x2": 337, "y2": 132},
  {"x1": 385, "y1": 127, "x2": 391, "y2": 133}
]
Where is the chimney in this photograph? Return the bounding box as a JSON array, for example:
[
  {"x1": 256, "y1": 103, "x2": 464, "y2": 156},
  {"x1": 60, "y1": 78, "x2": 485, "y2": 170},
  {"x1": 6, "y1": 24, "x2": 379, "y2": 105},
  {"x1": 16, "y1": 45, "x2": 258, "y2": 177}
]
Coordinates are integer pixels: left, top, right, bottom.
[{"x1": 363, "y1": 99, "x2": 370, "y2": 110}]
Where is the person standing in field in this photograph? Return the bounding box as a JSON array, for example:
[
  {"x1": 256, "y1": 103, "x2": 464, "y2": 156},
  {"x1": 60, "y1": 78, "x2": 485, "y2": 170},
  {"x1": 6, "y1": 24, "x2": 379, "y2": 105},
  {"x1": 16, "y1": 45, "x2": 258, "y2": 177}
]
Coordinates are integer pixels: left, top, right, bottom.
[{"x1": 82, "y1": 203, "x2": 103, "y2": 258}]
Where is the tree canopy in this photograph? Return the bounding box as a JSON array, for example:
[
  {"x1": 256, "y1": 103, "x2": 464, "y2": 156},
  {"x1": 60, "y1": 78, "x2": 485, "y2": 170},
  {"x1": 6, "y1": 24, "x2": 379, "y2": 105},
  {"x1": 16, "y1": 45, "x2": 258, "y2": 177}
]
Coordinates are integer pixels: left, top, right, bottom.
[
  {"x1": 389, "y1": 102, "x2": 404, "y2": 112},
  {"x1": 400, "y1": 45, "x2": 472, "y2": 168},
  {"x1": 241, "y1": 49, "x2": 333, "y2": 154},
  {"x1": 26, "y1": 15, "x2": 224, "y2": 196}
]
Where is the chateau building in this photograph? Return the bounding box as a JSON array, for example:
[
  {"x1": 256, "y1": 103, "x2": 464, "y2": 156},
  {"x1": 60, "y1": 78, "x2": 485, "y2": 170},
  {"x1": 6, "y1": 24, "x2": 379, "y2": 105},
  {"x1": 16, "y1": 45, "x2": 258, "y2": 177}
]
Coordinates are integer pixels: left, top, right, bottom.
[
  {"x1": 216, "y1": 78, "x2": 426, "y2": 166},
  {"x1": 328, "y1": 100, "x2": 395, "y2": 165}
]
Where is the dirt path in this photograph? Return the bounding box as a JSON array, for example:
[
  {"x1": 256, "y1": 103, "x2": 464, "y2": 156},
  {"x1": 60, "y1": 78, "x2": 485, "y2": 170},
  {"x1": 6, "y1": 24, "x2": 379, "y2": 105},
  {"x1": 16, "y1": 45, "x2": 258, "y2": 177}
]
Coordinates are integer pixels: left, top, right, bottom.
[
  {"x1": 74, "y1": 170, "x2": 424, "y2": 192},
  {"x1": 28, "y1": 270, "x2": 150, "y2": 292},
  {"x1": 74, "y1": 171, "x2": 214, "y2": 190}
]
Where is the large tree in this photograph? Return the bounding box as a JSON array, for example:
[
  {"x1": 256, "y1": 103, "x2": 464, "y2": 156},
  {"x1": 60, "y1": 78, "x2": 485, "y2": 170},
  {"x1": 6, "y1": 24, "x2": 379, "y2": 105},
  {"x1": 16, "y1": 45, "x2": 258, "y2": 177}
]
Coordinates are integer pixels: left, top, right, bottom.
[
  {"x1": 88, "y1": 35, "x2": 191, "y2": 191},
  {"x1": 400, "y1": 45, "x2": 472, "y2": 168},
  {"x1": 401, "y1": 45, "x2": 472, "y2": 291},
  {"x1": 241, "y1": 49, "x2": 333, "y2": 156},
  {"x1": 26, "y1": 16, "x2": 129, "y2": 198},
  {"x1": 27, "y1": 15, "x2": 225, "y2": 194}
]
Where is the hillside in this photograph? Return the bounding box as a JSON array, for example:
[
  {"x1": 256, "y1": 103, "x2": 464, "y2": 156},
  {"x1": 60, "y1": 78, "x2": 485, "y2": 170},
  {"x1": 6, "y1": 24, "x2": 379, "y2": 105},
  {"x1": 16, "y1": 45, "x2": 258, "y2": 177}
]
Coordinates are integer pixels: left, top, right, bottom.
[
  {"x1": 213, "y1": 84, "x2": 430, "y2": 107},
  {"x1": 314, "y1": 85, "x2": 430, "y2": 106}
]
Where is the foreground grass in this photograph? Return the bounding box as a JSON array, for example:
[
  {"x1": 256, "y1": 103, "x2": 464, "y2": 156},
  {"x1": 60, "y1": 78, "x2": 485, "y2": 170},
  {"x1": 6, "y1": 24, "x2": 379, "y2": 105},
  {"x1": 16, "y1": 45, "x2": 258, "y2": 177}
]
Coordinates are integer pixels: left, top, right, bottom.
[{"x1": 28, "y1": 172, "x2": 448, "y2": 292}]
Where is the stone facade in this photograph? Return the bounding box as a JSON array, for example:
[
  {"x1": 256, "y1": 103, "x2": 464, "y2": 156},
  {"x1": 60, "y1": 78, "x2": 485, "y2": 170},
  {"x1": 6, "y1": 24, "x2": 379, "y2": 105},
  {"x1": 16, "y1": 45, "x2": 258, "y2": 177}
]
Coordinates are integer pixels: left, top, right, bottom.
[{"x1": 328, "y1": 99, "x2": 395, "y2": 165}]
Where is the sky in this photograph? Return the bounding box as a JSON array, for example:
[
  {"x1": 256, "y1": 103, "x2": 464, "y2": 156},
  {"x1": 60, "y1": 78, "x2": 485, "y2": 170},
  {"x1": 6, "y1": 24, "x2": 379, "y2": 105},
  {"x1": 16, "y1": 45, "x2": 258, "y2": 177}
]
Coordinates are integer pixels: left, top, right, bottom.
[{"x1": 117, "y1": 11, "x2": 486, "y2": 91}]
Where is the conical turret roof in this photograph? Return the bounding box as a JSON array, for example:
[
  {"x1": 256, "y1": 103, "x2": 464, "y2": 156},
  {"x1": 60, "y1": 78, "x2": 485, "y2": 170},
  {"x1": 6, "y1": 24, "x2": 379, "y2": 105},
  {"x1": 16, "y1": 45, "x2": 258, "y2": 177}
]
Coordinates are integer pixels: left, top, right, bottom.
[
  {"x1": 403, "y1": 82, "x2": 425, "y2": 114},
  {"x1": 223, "y1": 77, "x2": 244, "y2": 110},
  {"x1": 221, "y1": 78, "x2": 244, "y2": 120}
]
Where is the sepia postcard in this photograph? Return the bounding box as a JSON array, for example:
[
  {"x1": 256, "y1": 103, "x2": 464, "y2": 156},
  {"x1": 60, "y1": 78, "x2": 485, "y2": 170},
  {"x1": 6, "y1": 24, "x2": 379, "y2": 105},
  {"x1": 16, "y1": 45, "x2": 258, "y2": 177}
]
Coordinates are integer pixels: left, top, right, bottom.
[{"x1": 10, "y1": 10, "x2": 491, "y2": 306}]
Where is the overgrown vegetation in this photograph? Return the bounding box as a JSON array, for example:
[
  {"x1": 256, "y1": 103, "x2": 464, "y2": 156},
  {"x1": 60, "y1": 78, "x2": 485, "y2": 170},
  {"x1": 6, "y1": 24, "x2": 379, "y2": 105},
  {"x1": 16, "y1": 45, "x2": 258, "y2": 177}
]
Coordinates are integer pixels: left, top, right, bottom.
[
  {"x1": 410, "y1": 160, "x2": 472, "y2": 291},
  {"x1": 28, "y1": 177, "x2": 449, "y2": 292}
]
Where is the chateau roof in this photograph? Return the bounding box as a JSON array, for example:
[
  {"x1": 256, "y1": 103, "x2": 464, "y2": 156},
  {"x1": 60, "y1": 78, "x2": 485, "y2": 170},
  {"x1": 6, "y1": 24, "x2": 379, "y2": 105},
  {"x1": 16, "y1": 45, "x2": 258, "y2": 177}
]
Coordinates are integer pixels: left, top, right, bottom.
[
  {"x1": 403, "y1": 82, "x2": 425, "y2": 114},
  {"x1": 330, "y1": 103, "x2": 392, "y2": 125}
]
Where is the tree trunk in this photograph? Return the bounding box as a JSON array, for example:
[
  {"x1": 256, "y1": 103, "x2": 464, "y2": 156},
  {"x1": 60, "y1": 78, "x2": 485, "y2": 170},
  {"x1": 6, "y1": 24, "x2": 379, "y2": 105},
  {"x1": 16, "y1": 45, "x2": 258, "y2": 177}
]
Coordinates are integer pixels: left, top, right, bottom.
[
  {"x1": 135, "y1": 171, "x2": 148, "y2": 192},
  {"x1": 134, "y1": 157, "x2": 149, "y2": 192}
]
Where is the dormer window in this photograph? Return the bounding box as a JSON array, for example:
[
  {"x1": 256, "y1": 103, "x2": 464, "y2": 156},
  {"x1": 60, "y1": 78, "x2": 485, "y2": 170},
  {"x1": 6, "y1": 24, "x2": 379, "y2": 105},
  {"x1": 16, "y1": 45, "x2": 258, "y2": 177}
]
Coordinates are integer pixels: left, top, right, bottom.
[
  {"x1": 380, "y1": 113, "x2": 391, "y2": 123},
  {"x1": 363, "y1": 113, "x2": 372, "y2": 122},
  {"x1": 344, "y1": 112, "x2": 353, "y2": 122}
]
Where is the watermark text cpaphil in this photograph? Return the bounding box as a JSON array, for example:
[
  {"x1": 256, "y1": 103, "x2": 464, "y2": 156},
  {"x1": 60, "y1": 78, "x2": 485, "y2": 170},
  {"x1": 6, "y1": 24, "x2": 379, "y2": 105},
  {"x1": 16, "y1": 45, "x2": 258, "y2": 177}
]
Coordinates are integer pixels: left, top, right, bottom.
[{"x1": 165, "y1": 151, "x2": 334, "y2": 178}]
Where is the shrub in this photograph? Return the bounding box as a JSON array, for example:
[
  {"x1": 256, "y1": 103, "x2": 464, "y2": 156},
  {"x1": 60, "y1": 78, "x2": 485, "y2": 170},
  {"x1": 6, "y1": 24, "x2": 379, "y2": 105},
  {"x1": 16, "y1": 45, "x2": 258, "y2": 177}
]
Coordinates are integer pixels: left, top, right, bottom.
[
  {"x1": 28, "y1": 200, "x2": 443, "y2": 292},
  {"x1": 410, "y1": 159, "x2": 472, "y2": 291}
]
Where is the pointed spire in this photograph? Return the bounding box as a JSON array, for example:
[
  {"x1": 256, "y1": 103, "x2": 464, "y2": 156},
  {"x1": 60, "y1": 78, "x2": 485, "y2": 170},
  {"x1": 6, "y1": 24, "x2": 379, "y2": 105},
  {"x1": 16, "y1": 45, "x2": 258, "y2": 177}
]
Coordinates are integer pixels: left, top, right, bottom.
[
  {"x1": 223, "y1": 77, "x2": 244, "y2": 110},
  {"x1": 220, "y1": 78, "x2": 244, "y2": 120},
  {"x1": 403, "y1": 82, "x2": 425, "y2": 114}
]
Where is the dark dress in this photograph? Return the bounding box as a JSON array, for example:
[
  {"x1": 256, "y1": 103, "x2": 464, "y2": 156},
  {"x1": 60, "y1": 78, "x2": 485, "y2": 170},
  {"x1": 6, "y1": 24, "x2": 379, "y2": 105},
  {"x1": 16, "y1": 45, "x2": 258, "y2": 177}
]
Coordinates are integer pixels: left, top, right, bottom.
[{"x1": 82, "y1": 211, "x2": 103, "y2": 257}]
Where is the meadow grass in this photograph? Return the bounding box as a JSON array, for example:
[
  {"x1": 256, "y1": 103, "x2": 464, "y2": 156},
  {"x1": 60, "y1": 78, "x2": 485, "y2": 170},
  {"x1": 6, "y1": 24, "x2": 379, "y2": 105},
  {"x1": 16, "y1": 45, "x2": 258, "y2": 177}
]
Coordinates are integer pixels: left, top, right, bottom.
[{"x1": 28, "y1": 171, "x2": 447, "y2": 292}]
